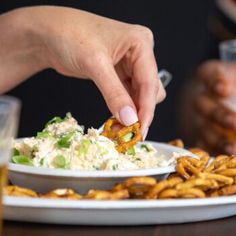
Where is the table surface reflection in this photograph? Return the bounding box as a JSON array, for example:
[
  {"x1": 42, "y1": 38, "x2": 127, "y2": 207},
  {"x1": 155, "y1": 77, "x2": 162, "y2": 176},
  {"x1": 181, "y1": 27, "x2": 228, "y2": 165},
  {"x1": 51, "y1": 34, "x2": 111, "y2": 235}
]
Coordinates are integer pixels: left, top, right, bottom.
[{"x1": 3, "y1": 215, "x2": 236, "y2": 236}]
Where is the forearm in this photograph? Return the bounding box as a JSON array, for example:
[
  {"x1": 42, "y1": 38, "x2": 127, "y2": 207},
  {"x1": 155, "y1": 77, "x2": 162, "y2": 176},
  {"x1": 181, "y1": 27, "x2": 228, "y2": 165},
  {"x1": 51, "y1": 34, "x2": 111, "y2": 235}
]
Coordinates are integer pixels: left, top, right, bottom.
[{"x1": 0, "y1": 8, "x2": 48, "y2": 93}]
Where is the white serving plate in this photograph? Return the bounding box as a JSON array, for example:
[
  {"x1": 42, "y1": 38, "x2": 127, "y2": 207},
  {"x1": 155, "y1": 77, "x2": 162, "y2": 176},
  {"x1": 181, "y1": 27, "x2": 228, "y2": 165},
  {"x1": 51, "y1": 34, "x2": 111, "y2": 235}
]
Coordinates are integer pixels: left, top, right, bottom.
[
  {"x1": 8, "y1": 141, "x2": 194, "y2": 194},
  {"x1": 4, "y1": 195, "x2": 236, "y2": 225}
]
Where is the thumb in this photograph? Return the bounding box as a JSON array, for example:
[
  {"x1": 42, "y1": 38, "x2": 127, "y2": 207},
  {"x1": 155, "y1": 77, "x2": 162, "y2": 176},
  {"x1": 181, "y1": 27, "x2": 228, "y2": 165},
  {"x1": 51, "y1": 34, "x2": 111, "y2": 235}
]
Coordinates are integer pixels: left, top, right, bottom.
[{"x1": 92, "y1": 60, "x2": 138, "y2": 126}]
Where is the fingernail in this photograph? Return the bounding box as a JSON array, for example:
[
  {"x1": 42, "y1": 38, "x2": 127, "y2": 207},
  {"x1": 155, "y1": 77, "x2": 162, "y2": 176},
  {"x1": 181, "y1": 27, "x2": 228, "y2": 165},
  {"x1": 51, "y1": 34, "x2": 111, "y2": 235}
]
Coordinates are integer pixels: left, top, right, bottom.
[
  {"x1": 142, "y1": 127, "x2": 149, "y2": 141},
  {"x1": 119, "y1": 106, "x2": 138, "y2": 126}
]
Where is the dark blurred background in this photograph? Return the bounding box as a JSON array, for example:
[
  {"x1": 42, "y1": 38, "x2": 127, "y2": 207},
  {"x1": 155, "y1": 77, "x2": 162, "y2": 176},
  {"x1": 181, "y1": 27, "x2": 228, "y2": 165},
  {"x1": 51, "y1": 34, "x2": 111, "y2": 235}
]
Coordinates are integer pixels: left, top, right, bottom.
[{"x1": 0, "y1": 0, "x2": 215, "y2": 141}]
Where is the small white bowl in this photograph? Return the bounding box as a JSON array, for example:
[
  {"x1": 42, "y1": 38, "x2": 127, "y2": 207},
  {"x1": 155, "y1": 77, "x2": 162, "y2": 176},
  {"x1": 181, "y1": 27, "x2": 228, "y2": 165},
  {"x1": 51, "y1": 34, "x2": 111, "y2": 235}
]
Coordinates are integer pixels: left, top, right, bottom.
[{"x1": 8, "y1": 141, "x2": 194, "y2": 194}]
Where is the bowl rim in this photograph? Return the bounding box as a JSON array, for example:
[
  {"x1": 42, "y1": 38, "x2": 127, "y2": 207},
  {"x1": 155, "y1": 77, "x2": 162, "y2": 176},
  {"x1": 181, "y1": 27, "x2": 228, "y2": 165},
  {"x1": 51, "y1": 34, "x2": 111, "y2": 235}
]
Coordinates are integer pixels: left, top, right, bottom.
[{"x1": 8, "y1": 141, "x2": 193, "y2": 178}]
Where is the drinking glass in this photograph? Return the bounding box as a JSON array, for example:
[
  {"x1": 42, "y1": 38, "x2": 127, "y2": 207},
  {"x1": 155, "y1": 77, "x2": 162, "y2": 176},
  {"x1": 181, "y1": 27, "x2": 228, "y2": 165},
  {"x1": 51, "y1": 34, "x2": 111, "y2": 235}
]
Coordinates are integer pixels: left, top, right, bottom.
[
  {"x1": 0, "y1": 96, "x2": 20, "y2": 234},
  {"x1": 217, "y1": 40, "x2": 236, "y2": 140},
  {"x1": 219, "y1": 39, "x2": 236, "y2": 62},
  {"x1": 219, "y1": 39, "x2": 236, "y2": 111}
]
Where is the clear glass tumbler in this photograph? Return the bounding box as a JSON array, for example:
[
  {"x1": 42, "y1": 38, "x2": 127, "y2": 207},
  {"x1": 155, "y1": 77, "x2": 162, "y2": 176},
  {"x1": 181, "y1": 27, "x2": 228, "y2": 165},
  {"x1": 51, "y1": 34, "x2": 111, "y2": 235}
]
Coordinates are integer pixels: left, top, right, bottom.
[
  {"x1": 219, "y1": 39, "x2": 236, "y2": 109},
  {"x1": 220, "y1": 39, "x2": 236, "y2": 62},
  {"x1": 0, "y1": 96, "x2": 20, "y2": 234},
  {"x1": 218, "y1": 39, "x2": 236, "y2": 140}
]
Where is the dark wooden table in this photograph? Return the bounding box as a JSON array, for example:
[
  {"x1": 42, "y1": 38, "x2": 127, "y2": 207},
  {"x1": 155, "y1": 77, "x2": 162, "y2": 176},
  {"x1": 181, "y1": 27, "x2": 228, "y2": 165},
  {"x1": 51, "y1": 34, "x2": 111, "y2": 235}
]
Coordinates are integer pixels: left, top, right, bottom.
[{"x1": 3, "y1": 216, "x2": 236, "y2": 236}]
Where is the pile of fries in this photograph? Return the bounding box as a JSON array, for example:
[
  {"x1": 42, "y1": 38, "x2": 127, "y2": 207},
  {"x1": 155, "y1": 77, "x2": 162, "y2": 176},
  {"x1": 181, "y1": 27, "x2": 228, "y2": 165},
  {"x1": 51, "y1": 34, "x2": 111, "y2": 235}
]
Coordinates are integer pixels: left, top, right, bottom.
[{"x1": 5, "y1": 139, "x2": 236, "y2": 200}]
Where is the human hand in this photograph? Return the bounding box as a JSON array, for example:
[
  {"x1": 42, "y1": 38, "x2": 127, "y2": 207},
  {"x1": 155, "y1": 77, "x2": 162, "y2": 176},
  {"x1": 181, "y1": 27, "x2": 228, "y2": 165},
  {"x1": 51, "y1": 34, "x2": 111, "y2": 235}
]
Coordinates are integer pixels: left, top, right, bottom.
[
  {"x1": 2, "y1": 6, "x2": 165, "y2": 136},
  {"x1": 194, "y1": 60, "x2": 236, "y2": 154}
]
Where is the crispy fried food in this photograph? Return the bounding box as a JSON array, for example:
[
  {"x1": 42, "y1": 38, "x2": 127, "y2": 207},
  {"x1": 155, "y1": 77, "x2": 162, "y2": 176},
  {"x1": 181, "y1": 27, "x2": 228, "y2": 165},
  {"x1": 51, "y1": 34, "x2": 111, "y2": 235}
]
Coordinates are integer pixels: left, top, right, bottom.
[
  {"x1": 4, "y1": 185, "x2": 38, "y2": 198},
  {"x1": 102, "y1": 118, "x2": 142, "y2": 153},
  {"x1": 159, "y1": 188, "x2": 206, "y2": 199},
  {"x1": 226, "y1": 156, "x2": 236, "y2": 168},
  {"x1": 205, "y1": 156, "x2": 236, "y2": 176},
  {"x1": 167, "y1": 172, "x2": 183, "y2": 179},
  {"x1": 176, "y1": 156, "x2": 201, "y2": 179},
  {"x1": 158, "y1": 189, "x2": 178, "y2": 198},
  {"x1": 214, "y1": 168, "x2": 236, "y2": 177},
  {"x1": 168, "y1": 139, "x2": 184, "y2": 148},
  {"x1": 176, "y1": 160, "x2": 191, "y2": 179},
  {"x1": 176, "y1": 188, "x2": 206, "y2": 198},
  {"x1": 101, "y1": 117, "x2": 120, "y2": 139},
  {"x1": 175, "y1": 178, "x2": 219, "y2": 191},
  {"x1": 116, "y1": 123, "x2": 142, "y2": 153},
  {"x1": 209, "y1": 185, "x2": 236, "y2": 197},
  {"x1": 165, "y1": 154, "x2": 236, "y2": 199},
  {"x1": 197, "y1": 172, "x2": 234, "y2": 186},
  {"x1": 41, "y1": 188, "x2": 82, "y2": 200},
  {"x1": 113, "y1": 176, "x2": 157, "y2": 198},
  {"x1": 205, "y1": 155, "x2": 232, "y2": 172},
  {"x1": 146, "y1": 177, "x2": 183, "y2": 199},
  {"x1": 84, "y1": 189, "x2": 129, "y2": 200},
  {"x1": 199, "y1": 156, "x2": 210, "y2": 170},
  {"x1": 188, "y1": 148, "x2": 209, "y2": 159},
  {"x1": 123, "y1": 176, "x2": 157, "y2": 188},
  {"x1": 176, "y1": 151, "x2": 210, "y2": 179},
  {"x1": 188, "y1": 148, "x2": 210, "y2": 170}
]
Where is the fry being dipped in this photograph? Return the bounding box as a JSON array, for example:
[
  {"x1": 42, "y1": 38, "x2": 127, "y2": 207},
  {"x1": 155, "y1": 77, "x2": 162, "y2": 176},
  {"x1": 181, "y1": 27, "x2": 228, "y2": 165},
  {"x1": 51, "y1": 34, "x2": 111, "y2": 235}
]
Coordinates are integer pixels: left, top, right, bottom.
[{"x1": 102, "y1": 117, "x2": 142, "y2": 153}]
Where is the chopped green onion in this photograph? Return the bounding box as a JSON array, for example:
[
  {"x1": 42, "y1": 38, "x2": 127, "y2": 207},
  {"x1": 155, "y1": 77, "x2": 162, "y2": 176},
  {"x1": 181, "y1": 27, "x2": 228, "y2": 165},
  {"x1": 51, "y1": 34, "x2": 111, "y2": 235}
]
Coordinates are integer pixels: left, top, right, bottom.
[
  {"x1": 77, "y1": 139, "x2": 92, "y2": 155},
  {"x1": 127, "y1": 146, "x2": 136, "y2": 155},
  {"x1": 31, "y1": 147, "x2": 38, "y2": 158},
  {"x1": 93, "y1": 165, "x2": 100, "y2": 170},
  {"x1": 112, "y1": 164, "x2": 118, "y2": 170},
  {"x1": 141, "y1": 144, "x2": 151, "y2": 152},
  {"x1": 57, "y1": 132, "x2": 74, "y2": 148},
  {"x1": 75, "y1": 129, "x2": 84, "y2": 135},
  {"x1": 36, "y1": 131, "x2": 50, "y2": 139},
  {"x1": 45, "y1": 116, "x2": 64, "y2": 127},
  {"x1": 122, "y1": 132, "x2": 134, "y2": 142},
  {"x1": 40, "y1": 158, "x2": 44, "y2": 166},
  {"x1": 57, "y1": 137, "x2": 71, "y2": 148},
  {"x1": 12, "y1": 155, "x2": 33, "y2": 166},
  {"x1": 13, "y1": 148, "x2": 20, "y2": 156},
  {"x1": 52, "y1": 155, "x2": 66, "y2": 169}
]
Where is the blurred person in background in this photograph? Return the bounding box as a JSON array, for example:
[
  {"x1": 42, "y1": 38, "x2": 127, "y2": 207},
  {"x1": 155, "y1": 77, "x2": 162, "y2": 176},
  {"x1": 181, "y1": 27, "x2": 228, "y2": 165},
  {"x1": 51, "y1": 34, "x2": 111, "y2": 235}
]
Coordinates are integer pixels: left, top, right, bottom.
[{"x1": 181, "y1": 0, "x2": 236, "y2": 155}]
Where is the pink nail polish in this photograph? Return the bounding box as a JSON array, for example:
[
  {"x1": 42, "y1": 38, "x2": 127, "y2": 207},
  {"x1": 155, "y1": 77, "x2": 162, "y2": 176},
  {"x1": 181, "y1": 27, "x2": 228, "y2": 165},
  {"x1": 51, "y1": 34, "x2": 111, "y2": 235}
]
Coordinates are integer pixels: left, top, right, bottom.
[{"x1": 119, "y1": 106, "x2": 138, "y2": 126}]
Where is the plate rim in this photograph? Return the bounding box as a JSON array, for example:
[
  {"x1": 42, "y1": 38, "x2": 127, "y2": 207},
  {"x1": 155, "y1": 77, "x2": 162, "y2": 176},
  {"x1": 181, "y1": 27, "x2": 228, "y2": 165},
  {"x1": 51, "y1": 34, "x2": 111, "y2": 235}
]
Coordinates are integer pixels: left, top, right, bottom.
[{"x1": 4, "y1": 195, "x2": 236, "y2": 209}]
